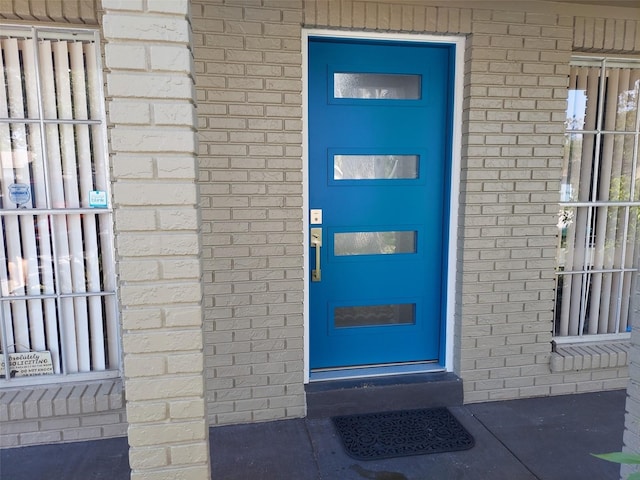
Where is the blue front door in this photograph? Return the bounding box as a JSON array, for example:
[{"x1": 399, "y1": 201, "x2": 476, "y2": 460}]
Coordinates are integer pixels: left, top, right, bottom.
[{"x1": 309, "y1": 37, "x2": 454, "y2": 370}]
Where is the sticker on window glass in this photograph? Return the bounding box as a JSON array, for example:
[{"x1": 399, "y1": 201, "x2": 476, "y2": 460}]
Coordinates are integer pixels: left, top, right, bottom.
[
  {"x1": 8, "y1": 183, "x2": 31, "y2": 207},
  {"x1": 89, "y1": 190, "x2": 108, "y2": 208}
]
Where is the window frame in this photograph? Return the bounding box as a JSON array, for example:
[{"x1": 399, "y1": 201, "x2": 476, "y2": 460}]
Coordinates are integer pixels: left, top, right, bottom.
[
  {"x1": 554, "y1": 54, "x2": 640, "y2": 344},
  {"x1": 0, "y1": 25, "x2": 121, "y2": 387}
]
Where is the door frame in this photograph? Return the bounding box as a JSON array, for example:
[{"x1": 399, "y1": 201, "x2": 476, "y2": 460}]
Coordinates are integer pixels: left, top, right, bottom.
[{"x1": 302, "y1": 29, "x2": 465, "y2": 383}]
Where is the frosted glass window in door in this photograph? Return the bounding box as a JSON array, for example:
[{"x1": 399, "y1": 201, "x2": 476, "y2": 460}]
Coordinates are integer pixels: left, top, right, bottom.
[
  {"x1": 334, "y1": 73, "x2": 421, "y2": 99},
  {"x1": 335, "y1": 304, "x2": 416, "y2": 328},
  {"x1": 334, "y1": 155, "x2": 418, "y2": 180},
  {"x1": 334, "y1": 231, "x2": 416, "y2": 256}
]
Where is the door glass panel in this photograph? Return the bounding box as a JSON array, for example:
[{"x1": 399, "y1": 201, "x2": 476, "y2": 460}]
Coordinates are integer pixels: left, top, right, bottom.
[
  {"x1": 334, "y1": 73, "x2": 421, "y2": 99},
  {"x1": 334, "y1": 155, "x2": 418, "y2": 180},
  {"x1": 334, "y1": 231, "x2": 416, "y2": 256},
  {"x1": 335, "y1": 304, "x2": 415, "y2": 328}
]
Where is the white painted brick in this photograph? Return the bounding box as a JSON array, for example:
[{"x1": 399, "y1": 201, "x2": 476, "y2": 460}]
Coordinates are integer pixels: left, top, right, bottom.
[
  {"x1": 127, "y1": 402, "x2": 168, "y2": 423},
  {"x1": 120, "y1": 282, "x2": 202, "y2": 307},
  {"x1": 118, "y1": 232, "x2": 199, "y2": 256},
  {"x1": 105, "y1": 44, "x2": 147, "y2": 70},
  {"x1": 162, "y1": 260, "x2": 202, "y2": 282},
  {"x1": 128, "y1": 420, "x2": 207, "y2": 446},
  {"x1": 129, "y1": 446, "x2": 169, "y2": 469},
  {"x1": 165, "y1": 307, "x2": 203, "y2": 327},
  {"x1": 109, "y1": 101, "x2": 152, "y2": 126},
  {"x1": 124, "y1": 354, "x2": 167, "y2": 377},
  {"x1": 153, "y1": 103, "x2": 196, "y2": 127},
  {"x1": 126, "y1": 376, "x2": 204, "y2": 402},
  {"x1": 113, "y1": 183, "x2": 197, "y2": 206},
  {"x1": 107, "y1": 73, "x2": 194, "y2": 100},
  {"x1": 167, "y1": 353, "x2": 204, "y2": 375},
  {"x1": 112, "y1": 155, "x2": 155, "y2": 179},
  {"x1": 134, "y1": 465, "x2": 212, "y2": 480},
  {"x1": 123, "y1": 331, "x2": 203, "y2": 355},
  {"x1": 158, "y1": 208, "x2": 199, "y2": 230},
  {"x1": 171, "y1": 443, "x2": 209, "y2": 465},
  {"x1": 110, "y1": 127, "x2": 196, "y2": 153},
  {"x1": 156, "y1": 156, "x2": 197, "y2": 179},
  {"x1": 119, "y1": 260, "x2": 161, "y2": 282},
  {"x1": 114, "y1": 210, "x2": 157, "y2": 234},
  {"x1": 103, "y1": 14, "x2": 190, "y2": 43},
  {"x1": 149, "y1": 45, "x2": 192, "y2": 73},
  {"x1": 169, "y1": 399, "x2": 206, "y2": 420}
]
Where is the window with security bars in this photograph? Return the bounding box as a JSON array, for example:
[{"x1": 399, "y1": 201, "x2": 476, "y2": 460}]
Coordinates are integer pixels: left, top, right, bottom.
[
  {"x1": 555, "y1": 57, "x2": 640, "y2": 341},
  {"x1": 0, "y1": 26, "x2": 119, "y2": 383}
]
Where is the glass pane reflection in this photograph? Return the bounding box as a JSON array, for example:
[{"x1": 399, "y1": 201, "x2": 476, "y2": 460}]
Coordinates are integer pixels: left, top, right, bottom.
[
  {"x1": 566, "y1": 66, "x2": 640, "y2": 132},
  {"x1": 561, "y1": 133, "x2": 638, "y2": 203},
  {"x1": 334, "y1": 73, "x2": 421, "y2": 99},
  {"x1": 334, "y1": 231, "x2": 416, "y2": 256},
  {"x1": 334, "y1": 155, "x2": 418, "y2": 180},
  {"x1": 335, "y1": 304, "x2": 415, "y2": 328}
]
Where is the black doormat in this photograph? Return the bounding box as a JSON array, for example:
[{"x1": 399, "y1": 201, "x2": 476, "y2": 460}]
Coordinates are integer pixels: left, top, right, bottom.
[{"x1": 332, "y1": 408, "x2": 475, "y2": 461}]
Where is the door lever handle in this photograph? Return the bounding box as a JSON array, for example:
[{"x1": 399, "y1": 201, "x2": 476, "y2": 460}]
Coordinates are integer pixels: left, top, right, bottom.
[{"x1": 311, "y1": 227, "x2": 322, "y2": 282}]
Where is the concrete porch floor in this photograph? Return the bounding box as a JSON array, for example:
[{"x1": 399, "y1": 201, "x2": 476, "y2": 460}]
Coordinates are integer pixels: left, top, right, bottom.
[{"x1": 0, "y1": 389, "x2": 628, "y2": 480}]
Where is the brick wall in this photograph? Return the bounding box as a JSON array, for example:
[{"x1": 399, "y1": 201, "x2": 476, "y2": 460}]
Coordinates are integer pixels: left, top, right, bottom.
[
  {"x1": 102, "y1": 0, "x2": 211, "y2": 478},
  {"x1": 456, "y1": 7, "x2": 637, "y2": 403},
  {"x1": 302, "y1": 0, "x2": 634, "y2": 403},
  {"x1": 192, "y1": 0, "x2": 306, "y2": 425},
  {"x1": 1, "y1": 0, "x2": 637, "y2": 470},
  {"x1": 194, "y1": 0, "x2": 639, "y2": 428},
  {"x1": 459, "y1": 9, "x2": 574, "y2": 402}
]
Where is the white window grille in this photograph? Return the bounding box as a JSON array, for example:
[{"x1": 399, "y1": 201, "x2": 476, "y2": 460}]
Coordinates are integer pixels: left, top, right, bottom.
[
  {"x1": 0, "y1": 26, "x2": 119, "y2": 383},
  {"x1": 555, "y1": 57, "x2": 640, "y2": 341}
]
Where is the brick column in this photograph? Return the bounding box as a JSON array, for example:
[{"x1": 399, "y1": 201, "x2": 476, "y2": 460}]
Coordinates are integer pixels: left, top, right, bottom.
[{"x1": 102, "y1": 1, "x2": 211, "y2": 479}]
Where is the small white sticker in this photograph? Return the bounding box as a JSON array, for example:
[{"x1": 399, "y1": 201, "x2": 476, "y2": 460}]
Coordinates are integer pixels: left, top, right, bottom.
[
  {"x1": 8, "y1": 183, "x2": 31, "y2": 206},
  {"x1": 89, "y1": 190, "x2": 108, "y2": 208}
]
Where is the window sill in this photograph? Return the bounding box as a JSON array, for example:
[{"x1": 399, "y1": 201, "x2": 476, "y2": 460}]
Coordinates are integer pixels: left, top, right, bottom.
[
  {"x1": 0, "y1": 378, "x2": 123, "y2": 423},
  {"x1": 550, "y1": 341, "x2": 630, "y2": 372}
]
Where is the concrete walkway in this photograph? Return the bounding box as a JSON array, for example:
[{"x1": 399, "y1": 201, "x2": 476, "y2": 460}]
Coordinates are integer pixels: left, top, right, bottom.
[{"x1": 0, "y1": 389, "x2": 627, "y2": 480}]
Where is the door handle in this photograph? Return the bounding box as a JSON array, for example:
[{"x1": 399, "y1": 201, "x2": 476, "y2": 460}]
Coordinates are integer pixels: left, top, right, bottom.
[{"x1": 311, "y1": 227, "x2": 322, "y2": 282}]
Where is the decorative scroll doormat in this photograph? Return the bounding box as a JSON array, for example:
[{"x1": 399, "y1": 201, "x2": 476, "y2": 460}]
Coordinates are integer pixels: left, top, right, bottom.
[{"x1": 332, "y1": 408, "x2": 475, "y2": 461}]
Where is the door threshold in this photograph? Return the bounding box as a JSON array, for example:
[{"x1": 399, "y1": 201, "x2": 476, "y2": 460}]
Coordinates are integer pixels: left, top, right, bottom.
[{"x1": 309, "y1": 362, "x2": 444, "y2": 382}]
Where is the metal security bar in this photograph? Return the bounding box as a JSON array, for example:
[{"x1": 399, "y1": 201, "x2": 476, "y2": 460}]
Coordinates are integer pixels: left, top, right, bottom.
[
  {"x1": 555, "y1": 57, "x2": 640, "y2": 341},
  {"x1": 0, "y1": 26, "x2": 118, "y2": 383}
]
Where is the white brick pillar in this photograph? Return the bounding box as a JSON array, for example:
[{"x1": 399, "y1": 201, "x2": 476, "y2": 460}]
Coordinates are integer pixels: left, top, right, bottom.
[{"x1": 102, "y1": 1, "x2": 211, "y2": 479}]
